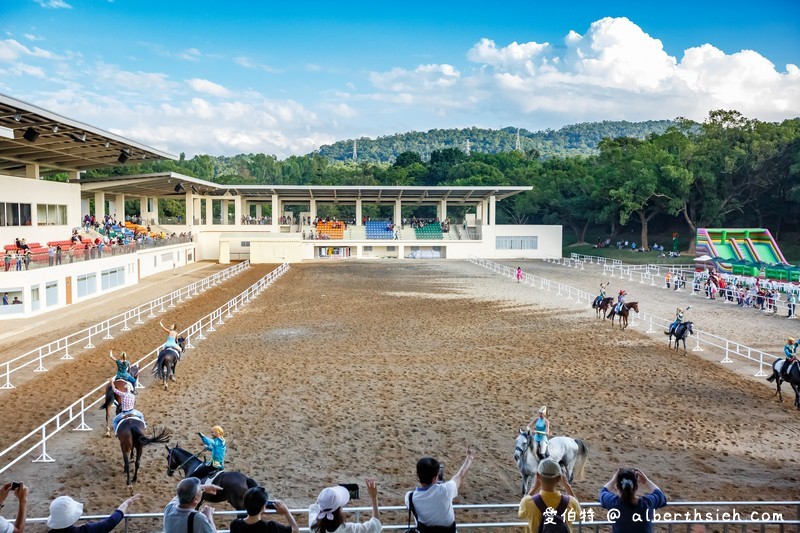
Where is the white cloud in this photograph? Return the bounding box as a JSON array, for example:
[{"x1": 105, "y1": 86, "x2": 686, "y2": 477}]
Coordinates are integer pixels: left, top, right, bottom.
[
  {"x1": 34, "y1": 0, "x2": 72, "y2": 8},
  {"x1": 24, "y1": 33, "x2": 45, "y2": 42},
  {"x1": 235, "y1": 56, "x2": 281, "y2": 73},
  {"x1": 92, "y1": 62, "x2": 176, "y2": 92},
  {"x1": 0, "y1": 39, "x2": 59, "y2": 62},
  {"x1": 187, "y1": 78, "x2": 233, "y2": 97},
  {"x1": 178, "y1": 48, "x2": 202, "y2": 61}
]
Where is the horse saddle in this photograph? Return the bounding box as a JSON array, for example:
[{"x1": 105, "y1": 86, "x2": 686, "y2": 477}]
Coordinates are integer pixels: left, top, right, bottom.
[
  {"x1": 779, "y1": 360, "x2": 797, "y2": 376},
  {"x1": 114, "y1": 413, "x2": 146, "y2": 434}
]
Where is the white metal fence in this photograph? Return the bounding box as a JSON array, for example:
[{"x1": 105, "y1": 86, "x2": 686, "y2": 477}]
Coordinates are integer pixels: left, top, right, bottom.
[
  {"x1": 0, "y1": 263, "x2": 289, "y2": 476},
  {"x1": 0, "y1": 261, "x2": 251, "y2": 389},
  {"x1": 470, "y1": 257, "x2": 782, "y2": 378},
  {"x1": 19, "y1": 501, "x2": 800, "y2": 532}
]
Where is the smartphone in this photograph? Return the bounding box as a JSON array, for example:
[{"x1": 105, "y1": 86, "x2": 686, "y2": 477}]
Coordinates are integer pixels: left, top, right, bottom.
[
  {"x1": 339, "y1": 483, "x2": 359, "y2": 500},
  {"x1": 437, "y1": 463, "x2": 445, "y2": 482},
  {"x1": 265, "y1": 500, "x2": 276, "y2": 510},
  {"x1": 10, "y1": 482, "x2": 20, "y2": 490}
]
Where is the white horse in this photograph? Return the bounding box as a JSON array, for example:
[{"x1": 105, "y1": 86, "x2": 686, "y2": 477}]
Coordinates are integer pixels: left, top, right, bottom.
[{"x1": 514, "y1": 429, "x2": 588, "y2": 496}]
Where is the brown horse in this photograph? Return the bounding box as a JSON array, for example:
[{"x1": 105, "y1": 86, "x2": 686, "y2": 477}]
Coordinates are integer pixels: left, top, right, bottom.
[
  {"x1": 116, "y1": 418, "x2": 170, "y2": 488},
  {"x1": 100, "y1": 364, "x2": 139, "y2": 437},
  {"x1": 593, "y1": 297, "x2": 614, "y2": 319},
  {"x1": 606, "y1": 302, "x2": 639, "y2": 331}
]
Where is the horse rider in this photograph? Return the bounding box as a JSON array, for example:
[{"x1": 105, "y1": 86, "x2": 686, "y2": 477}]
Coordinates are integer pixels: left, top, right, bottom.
[
  {"x1": 109, "y1": 350, "x2": 137, "y2": 394},
  {"x1": 109, "y1": 378, "x2": 144, "y2": 434},
  {"x1": 614, "y1": 290, "x2": 627, "y2": 314},
  {"x1": 781, "y1": 337, "x2": 799, "y2": 380},
  {"x1": 665, "y1": 306, "x2": 691, "y2": 336},
  {"x1": 594, "y1": 282, "x2": 610, "y2": 307},
  {"x1": 193, "y1": 426, "x2": 227, "y2": 480},
  {"x1": 159, "y1": 320, "x2": 183, "y2": 359},
  {"x1": 527, "y1": 406, "x2": 550, "y2": 461}
]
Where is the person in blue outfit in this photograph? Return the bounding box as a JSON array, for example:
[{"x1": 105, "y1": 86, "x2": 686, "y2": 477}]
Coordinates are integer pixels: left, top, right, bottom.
[
  {"x1": 594, "y1": 282, "x2": 609, "y2": 308},
  {"x1": 665, "y1": 306, "x2": 690, "y2": 336},
  {"x1": 192, "y1": 426, "x2": 227, "y2": 480},
  {"x1": 527, "y1": 406, "x2": 550, "y2": 461},
  {"x1": 599, "y1": 468, "x2": 667, "y2": 533},
  {"x1": 615, "y1": 290, "x2": 627, "y2": 313},
  {"x1": 108, "y1": 350, "x2": 137, "y2": 393},
  {"x1": 159, "y1": 321, "x2": 183, "y2": 357},
  {"x1": 781, "y1": 336, "x2": 798, "y2": 380}
]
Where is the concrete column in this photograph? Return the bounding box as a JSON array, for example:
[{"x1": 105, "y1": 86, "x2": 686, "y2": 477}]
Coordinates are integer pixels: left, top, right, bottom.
[
  {"x1": 205, "y1": 197, "x2": 213, "y2": 225},
  {"x1": 81, "y1": 198, "x2": 90, "y2": 218},
  {"x1": 117, "y1": 194, "x2": 125, "y2": 222},
  {"x1": 398, "y1": 244, "x2": 405, "y2": 260},
  {"x1": 476, "y1": 202, "x2": 483, "y2": 223},
  {"x1": 185, "y1": 193, "x2": 194, "y2": 226},
  {"x1": 25, "y1": 163, "x2": 40, "y2": 179},
  {"x1": 356, "y1": 199, "x2": 363, "y2": 226},
  {"x1": 255, "y1": 204, "x2": 262, "y2": 218},
  {"x1": 107, "y1": 197, "x2": 116, "y2": 220},
  {"x1": 490, "y1": 196, "x2": 496, "y2": 226},
  {"x1": 138, "y1": 197, "x2": 147, "y2": 220},
  {"x1": 394, "y1": 200, "x2": 402, "y2": 226},
  {"x1": 221, "y1": 200, "x2": 229, "y2": 225},
  {"x1": 234, "y1": 196, "x2": 242, "y2": 226},
  {"x1": 68, "y1": 170, "x2": 80, "y2": 181},
  {"x1": 94, "y1": 192, "x2": 106, "y2": 220},
  {"x1": 309, "y1": 199, "x2": 317, "y2": 222},
  {"x1": 219, "y1": 241, "x2": 230, "y2": 264},
  {"x1": 271, "y1": 194, "x2": 279, "y2": 232}
]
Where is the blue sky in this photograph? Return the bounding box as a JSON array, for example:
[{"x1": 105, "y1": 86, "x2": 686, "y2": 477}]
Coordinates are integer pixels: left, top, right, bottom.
[{"x1": 1, "y1": 0, "x2": 799, "y2": 157}]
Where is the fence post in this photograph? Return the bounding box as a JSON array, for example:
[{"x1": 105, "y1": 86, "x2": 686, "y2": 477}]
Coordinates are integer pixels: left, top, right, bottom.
[
  {"x1": 74, "y1": 397, "x2": 92, "y2": 431},
  {"x1": 754, "y1": 353, "x2": 768, "y2": 377},
  {"x1": 196, "y1": 322, "x2": 206, "y2": 341},
  {"x1": 646, "y1": 316, "x2": 655, "y2": 334},
  {"x1": 158, "y1": 299, "x2": 166, "y2": 313},
  {"x1": 207, "y1": 313, "x2": 216, "y2": 332},
  {"x1": 720, "y1": 340, "x2": 733, "y2": 363},
  {"x1": 147, "y1": 303, "x2": 156, "y2": 318},
  {"x1": 60, "y1": 343, "x2": 73, "y2": 360},
  {"x1": 121, "y1": 313, "x2": 131, "y2": 332},
  {"x1": 692, "y1": 331, "x2": 704, "y2": 352},
  {"x1": 32, "y1": 427, "x2": 55, "y2": 463},
  {"x1": 135, "y1": 308, "x2": 144, "y2": 324},
  {"x1": 102, "y1": 321, "x2": 114, "y2": 340},
  {"x1": 1, "y1": 362, "x2": 14, "y2": 389},
  {"x1": 34, "y1": 348, "x2": 47, "y2": 372},
  {"x1": 84, "y1": 332, "x2": 95, "y2": 350}
]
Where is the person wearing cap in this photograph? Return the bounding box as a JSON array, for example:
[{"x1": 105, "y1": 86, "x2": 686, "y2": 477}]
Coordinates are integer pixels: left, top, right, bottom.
[
  {"x1": 781, "y1": 337, "x2": 799, "y2": 380},
  {"x1": 405, "y1": 447, "x2": 476, "y2": 531},
  {"x1": 518, "y1": 458, "x2": 581, "y2": 532},
  {"x1": 108, "y1": 350, "x2": 137, "y2": 394},
  {"x1": 614, "y1": 290, "x2": 626, "y2": 314},
  {"x1": 0, "y1": 482, "x2": 27, "y2": 533},
  {"x1": 193, "y1": 426, "x2": 227, "y2": 480},
  {"x1": 599, "y1": 468, "x2": 666, "y2": 533},
  {"x1": 230, "y1": 486, "x2": 299, "y2": 533},
  {"x1": 163, "y1": 477, "x2": 221, "y2": 533},
  {"x1": 309, "y1": 479, "x2": 380, "y2": 533},
  {"x1": 47, "y1": 493, "x2": 139, "y2": 533},
  {"x1": 526, "y1": 407, "x2": 550, "y2": 461},
  {"x1": 109, "y1": 378, "x2": 143, "y2": 434}
]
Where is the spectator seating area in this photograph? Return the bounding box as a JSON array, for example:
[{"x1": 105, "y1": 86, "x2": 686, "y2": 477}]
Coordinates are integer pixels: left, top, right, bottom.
[
  {"x1": 365, "y1": 221, "x2": 393, "y2": 239},
  {"x1": 414, "y1": 222, "x2": 443, "y2": 240},
  {"x1": 4, "y1": 242, "x2": 48, "y2": 262},
  {"x1": 315, "y1": 221, "x2": 345, "y2": 239}
]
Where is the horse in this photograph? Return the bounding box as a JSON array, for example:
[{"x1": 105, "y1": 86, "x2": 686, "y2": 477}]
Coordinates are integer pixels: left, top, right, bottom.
[
  {"x1": 767, "y1": 360, "x2": 800, "y2": 409},
  {"x1": 153, "y1": 337, "x2": 185, "y2": 390},
  {"x1": 593, "y1": 297, "x2": 614, "y2": 319},
  {"x1": 115, "y1": 418, "x2": 170, "y2": 489},
  {"x1": 513, "y1": 429, "x2": 588, "y2": 496},
  {"x1": 165, "y1": 445, "x2": 258, "y2": 510},
  {"x1": 667, "y1": 321, "x2": 694, "y2": 354},
  {"x1": 100, "y1": 364, "x2": 140, "y2": 437},
  {"x1": 606, "y1": 302, "x2": 639, "y2": 331}
]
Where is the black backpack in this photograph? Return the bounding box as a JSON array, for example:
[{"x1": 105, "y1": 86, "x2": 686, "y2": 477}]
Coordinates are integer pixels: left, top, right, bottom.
[{"x1": 532, "y1": 493, "x2": 571, "y2": 533}]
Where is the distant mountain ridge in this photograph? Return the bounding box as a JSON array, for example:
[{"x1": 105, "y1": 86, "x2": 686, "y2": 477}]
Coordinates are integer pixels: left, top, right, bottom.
[{"x1": 313, "y1": 120, "x2": 678, "y2": 162}]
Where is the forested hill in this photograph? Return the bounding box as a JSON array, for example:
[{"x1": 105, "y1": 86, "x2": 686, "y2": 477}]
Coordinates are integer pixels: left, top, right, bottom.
[{"x1": 313, "y1": 120, "x2": 678, "y2": 162}]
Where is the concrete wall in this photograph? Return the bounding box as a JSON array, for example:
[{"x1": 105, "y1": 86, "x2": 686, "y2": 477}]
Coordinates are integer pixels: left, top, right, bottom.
[
  {"x1": 249, "y1": 238, "x2": 304, "y2": 263},
  {"x1": 0, "y1": 174, "x2": 82, "y2": 246}
]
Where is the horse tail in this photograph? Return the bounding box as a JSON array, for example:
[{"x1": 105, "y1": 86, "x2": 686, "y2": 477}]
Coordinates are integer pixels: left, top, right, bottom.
[
  {"x1": 132, "y1": 424, "x2": 172, "y2": 447},
  {"x1": 153, "y1": 353, "x2": 164, "y2": 379},
  {"x1": 573, "y1": 439, "x2": 588, "y2": 481},
  {"x1": 99, "y1": 385, "x2": 114, "y2": 411}
]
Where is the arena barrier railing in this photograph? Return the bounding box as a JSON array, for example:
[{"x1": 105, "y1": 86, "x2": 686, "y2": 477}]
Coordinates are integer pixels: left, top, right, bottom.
[
  {"x1": 0, "y1": 263, "x2": 289, "y2": 477},
  {"x1": 470, "y1": 258, "x2": 782, "y2": 378},
  {"x1": 0, "y1": 261, "x2": 252, "y2": 389},
  {"x1": 20, "y1": 500, "x2": 800, "y2": 531}
]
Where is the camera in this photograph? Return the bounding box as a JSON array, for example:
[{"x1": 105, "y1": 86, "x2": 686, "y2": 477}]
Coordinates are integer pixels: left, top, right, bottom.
[
  {"x1": 10, "y1": 482, "x2": 20, "y2": 490},
  {"x1": 339, "y1": 483, "x2": 359, "y2": 500},
  {"x1": 265, "y1": 500, "x2": 276, "y2": 510}
]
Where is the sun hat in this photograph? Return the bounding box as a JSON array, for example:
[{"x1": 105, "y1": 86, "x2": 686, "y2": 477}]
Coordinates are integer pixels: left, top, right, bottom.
[
  {"x1": 47, "y1": 495, "x2": 84, "y2": 529},
  {"x1": 0, "y1": 516, "x2": 14, "y2": 533},
  {"x1": 315, "y1": 485, "x2": 350, "y2": 521},
  {"x1": 537, "y1": 458, "x2": 562, "y2": 479},
  {"x1": 538, "y1": 406, "x2": 547, "y2": 415},
  {"x1": 789, "y1": 337, "x2": 796, "y2": 344}
]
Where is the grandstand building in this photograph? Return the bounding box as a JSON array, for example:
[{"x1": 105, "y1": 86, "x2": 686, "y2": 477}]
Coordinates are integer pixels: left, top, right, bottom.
[{"x1": 0, "y1": 93, "x2": 560, "y2": 319}]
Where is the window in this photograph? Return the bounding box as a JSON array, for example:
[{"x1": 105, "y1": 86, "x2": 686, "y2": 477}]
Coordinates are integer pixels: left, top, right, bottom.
[
  {"x1": 496, "y1": 236, "x2": 538, "y2": 250},
  {"x1": 76, "y1": 274, "x2": 96, "y2": 298},
  {"x1": 364, "y1": 246, "x2": 372, "y2": 252},
  {"x1": 161, "y1": 252, "x2": 174, "y2": 262},
  {"x1": 46, "y1": 281, "x2": 58, "y2": 306},
  {"x1": 241, "y1": 241, "x2": 250, "y2": 247},
  {"x1": 31, "y1": 286, "x2": 40, "y2": 311},
  {"x1": 387, "y1": 246, "x2": 396, "y2": 252},
  {"x1": 37, "y1": 204, "x2": 68, "y2": 225},
  {"x1": 0, "y1": 203, "x2": 32, "y2": 226},
  {"x1": 101, "y1": 267, "x2": 125, "y2": 290}
]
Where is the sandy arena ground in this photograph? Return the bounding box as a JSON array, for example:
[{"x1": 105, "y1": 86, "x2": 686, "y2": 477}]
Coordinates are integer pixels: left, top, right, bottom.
[{"x1": 1, "y1": 261, "x2": 798, "y2": 531}]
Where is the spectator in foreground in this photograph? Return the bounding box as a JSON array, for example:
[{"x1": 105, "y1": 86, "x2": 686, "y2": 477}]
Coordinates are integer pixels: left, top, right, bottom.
[
  {"x1": 406, "y1": 447, "x2": 476, "y2": 531},
  {"x1": 47, "y1": 493, "x2": 139, "y2": 533},
  {"x1": 0, "y1": 482, "x2": 28, "y2": 533},
  {"x1": 230, "y1": 487, "x2": 299, "y2": 533},
  {"x1": 519, "y1": 458, "x2": 581, "y2": 532},
  {"x1": 599, "y1": 468, "x2": 666, "y2": 533},
  {"x1": 163, "y1": 477, "x2": 221, "y2": 533},
  {"x1": 309, "y1": 479, "x2": 380, "y2": 533}
]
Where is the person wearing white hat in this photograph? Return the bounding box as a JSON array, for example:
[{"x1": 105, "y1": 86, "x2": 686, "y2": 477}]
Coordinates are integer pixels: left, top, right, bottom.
[
  {"x1": 309, "y1": 479, "x2": 380, "y2": 533},
  {"x1": 47, "y1": 493, "x2": 139, "y2": 533},
  {"x1": 0, "y1": 482, "x2": 27, "y2": 533},
  {"x1": 518, "y1": 458, "x2": 581, "y2": 532},
  {"x1": 781, "y1": 337, "x2": 799, "y2": 380}
]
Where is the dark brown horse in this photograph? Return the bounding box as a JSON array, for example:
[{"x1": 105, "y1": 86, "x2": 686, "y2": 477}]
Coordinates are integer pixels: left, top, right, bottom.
[
  {"x1": 606, "y1": 302, "x2": 639, "y2": 331},
  {"x1": 153, "y1": 337, "x2": 185, "y2": 390},
  {"x1": 593, "y1": 297, "x2": 614, "y2": 319},
  {"x1": 116, "y1": 419, "x2": 170, "y2": 488},
  {"x1": 100, "y1": 364, "x2": 139, "y2": 437}
]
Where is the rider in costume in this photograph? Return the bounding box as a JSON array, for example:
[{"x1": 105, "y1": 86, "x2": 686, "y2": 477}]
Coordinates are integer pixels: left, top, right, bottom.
[
  {"x1": 527, "y1": 406, "x2": 550, "y2": 461},
  {"x1": 781, "y1": 337, "x2": 798, "y2": 380},
  {"x1": 110, "y1": 377, "x2": 143, "y2": 433},
  {"x1": 193, "y1": 426, "x2": 227, "y2": 480},
  {"x1": 159, "y1": 320, "x2": 183, "y2": 358},
  {"x1": 666, "y1": 306, "x2": 691, "y2": 336},
  {"x1": 109, "y1": 350, "x2": 137, "y2": 393},
  {"x1": 615, "y1": 290, "x2": 627, "y2": 313},
  {"x1": 594, "y1": 282, "x2": 610, "y2": 307}
]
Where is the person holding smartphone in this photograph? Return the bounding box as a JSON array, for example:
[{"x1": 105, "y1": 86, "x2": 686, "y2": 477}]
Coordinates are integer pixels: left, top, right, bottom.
[
  {"x1": 599, "y1": 468, "x2": 666, "y2": 533},
  {"x1": 230, "y1": 487, "x2": 298, "y2": 533},
  {"x1": 0, "y1": 482, "x2": 27, "y2": 533},
  {"x1": 405, "y1": 447, "x2": 477, "y2": 532}
]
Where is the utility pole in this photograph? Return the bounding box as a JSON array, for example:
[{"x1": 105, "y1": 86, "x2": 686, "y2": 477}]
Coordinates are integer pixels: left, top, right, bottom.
[
  {"x1": 515, "y1": 128, "x2": 521, "y2": 151},
  {"x1": 353, "y1": 140, "x2": 357, "y2": 162},
  {"x1": 465, "y1": 139, "x2": 471, "y2": 156}
]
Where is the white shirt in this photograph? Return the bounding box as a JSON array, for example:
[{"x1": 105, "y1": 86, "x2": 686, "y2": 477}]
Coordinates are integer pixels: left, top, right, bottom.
[
  {"x1": 307, "y1": 504, "x2": 382, "y2": 533},
  {"x1": 404, "y1": 480, "x2": 458, "y2": 527}
]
